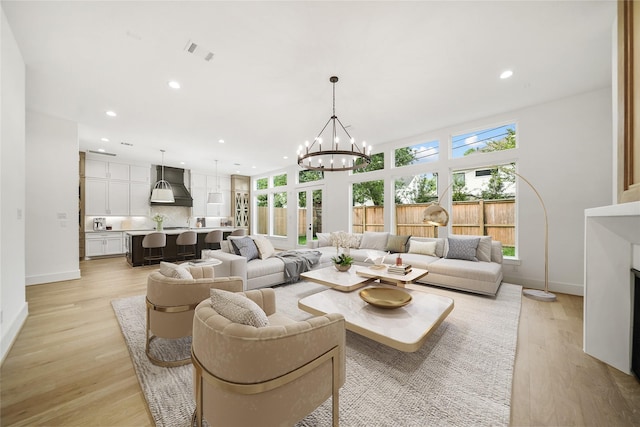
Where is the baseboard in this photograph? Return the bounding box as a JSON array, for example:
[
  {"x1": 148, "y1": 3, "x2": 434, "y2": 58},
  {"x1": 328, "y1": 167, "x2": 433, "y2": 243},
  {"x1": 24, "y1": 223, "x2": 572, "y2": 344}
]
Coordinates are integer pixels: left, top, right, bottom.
[
  {"x1": 503, "y1": 274, "x2": 584, "y2": 296},
  {"x1": 1, "y1": 302, "x2": 28, "y2": 365},
  {"x1": 26, "y1": 269, "x2": 81, "y2": 286}
]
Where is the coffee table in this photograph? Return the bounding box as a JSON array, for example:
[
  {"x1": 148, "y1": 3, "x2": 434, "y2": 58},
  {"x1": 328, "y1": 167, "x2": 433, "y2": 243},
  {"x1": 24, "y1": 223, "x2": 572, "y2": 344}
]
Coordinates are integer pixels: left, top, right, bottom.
[
  {"x1": 301, "y1": 265, "x2": 429, "y2": 291},
  {"x1": 298, "y1": 284, "x2": 454, "y2": 352}
]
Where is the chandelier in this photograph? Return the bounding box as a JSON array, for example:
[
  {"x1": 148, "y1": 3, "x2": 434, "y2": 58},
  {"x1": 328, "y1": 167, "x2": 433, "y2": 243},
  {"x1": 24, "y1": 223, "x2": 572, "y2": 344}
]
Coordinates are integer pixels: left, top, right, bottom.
[{"x1": 297, "y1": 76, "x2": 372, "y2": 171}]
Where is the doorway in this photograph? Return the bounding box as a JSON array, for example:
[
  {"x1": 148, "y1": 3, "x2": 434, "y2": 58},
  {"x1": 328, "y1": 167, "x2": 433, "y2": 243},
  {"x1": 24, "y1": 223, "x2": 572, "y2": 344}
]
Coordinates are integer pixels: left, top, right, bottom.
[{"x1": 297, "y1": 187, "x2": 323, "y2": 248}]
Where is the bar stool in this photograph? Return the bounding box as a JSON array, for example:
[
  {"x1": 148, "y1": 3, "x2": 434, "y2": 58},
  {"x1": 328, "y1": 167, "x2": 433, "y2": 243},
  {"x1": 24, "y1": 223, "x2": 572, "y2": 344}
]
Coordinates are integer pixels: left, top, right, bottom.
[
  {"x1": 142, "y1": 232, "x2": 166, "y2": 265},
  {"x1": 176, "y1": 230, "x2": 197, "y2": 260},
  {"x1": 204, "y1": 230, "x2": 223, "y2": 250},
  {"x1": 229, "y1": 228, "x2": 246, "y2": 237}
]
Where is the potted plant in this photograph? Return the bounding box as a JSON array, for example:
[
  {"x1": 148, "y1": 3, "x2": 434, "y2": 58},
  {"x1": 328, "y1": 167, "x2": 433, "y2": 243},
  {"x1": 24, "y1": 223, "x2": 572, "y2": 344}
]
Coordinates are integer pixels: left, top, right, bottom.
[{"x1": 331, "y1": 253, "x2": 354, "y2": 272}]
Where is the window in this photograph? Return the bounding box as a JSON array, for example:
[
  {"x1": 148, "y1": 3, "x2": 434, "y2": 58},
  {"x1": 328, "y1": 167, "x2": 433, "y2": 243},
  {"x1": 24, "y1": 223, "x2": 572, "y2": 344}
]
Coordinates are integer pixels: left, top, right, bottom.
[
  {"x1": 354, "y1": 153, "x2": 384, "y2": 174},
  {"x1": 451, "y1": 123, "x2": 516, "y2": 159},
  {"x1": 451, "y1": 163, "x2": 516, "y2": 256},
  {"x1": 256, "y1": 177, "x2": 268, "y2": 190},
  {"x1": 272, "y1": 191, "x2": 287, "y2": 237},
  {"x1": 395, "y1": 140, "x2": 439, "y2": 167},
  {"x1": 395, "y1": 173, "x2": 439, "y2": 237},
  {"x1": 273, "y1": 173, "x2": 287, "y2": 187},
  {"x1": 256, "y1": 194, "x2": 269, "y2": 235},
  {"x1": 299, "y1": 170, "x2": 324, "y2": 183},
  {"x1": 352, "y1": 179, "x2": 384, "y2": 233}
]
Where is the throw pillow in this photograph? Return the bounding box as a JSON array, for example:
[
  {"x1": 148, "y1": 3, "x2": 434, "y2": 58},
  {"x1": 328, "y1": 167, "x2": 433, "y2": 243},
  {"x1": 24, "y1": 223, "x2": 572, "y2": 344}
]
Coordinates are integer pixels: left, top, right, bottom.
[
  {"x1": 445, "y1": 236, "x2": 481, "y2": 261},
  {"x1": 385, "y1": 235, "x2": 411, "y2": 253},
  {"x1": 220, "y1": 240, "x2": 233, "y2": 254},
  {"x1": 230, "y1": 237, "x2": 260, "y2": 261},
  {"x1": 159, "y1": 261, "x2": 193, "y2": 279},
  {"x1": 476, "y1": 236, "x2": 493, "y2": 262},
  {"x1": 408, "y1": 240, "x2": 437, "y2": 256},
  {"x1": 251, "y1": 235, "x2": 276, "y2": 259},
  {"x1": 359, "y1": 232, "x2": 390, "y2": 251},
  {"x1": 316, "y1": 232, "x2": 332, "y2": 247},
  {"x1": 210, "y1": 289, "x2": 269, "y2": 328}
]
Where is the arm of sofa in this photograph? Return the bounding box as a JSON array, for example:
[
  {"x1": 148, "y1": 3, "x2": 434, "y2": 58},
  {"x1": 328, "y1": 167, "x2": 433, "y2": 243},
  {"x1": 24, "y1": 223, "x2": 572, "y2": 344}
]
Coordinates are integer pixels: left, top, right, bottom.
[
  {"x1": 208, "y1": 250, "x2": 248, "y2": 289},
  {"x1": 491, "y1": 241, "x2": 504, "y2": 264}
]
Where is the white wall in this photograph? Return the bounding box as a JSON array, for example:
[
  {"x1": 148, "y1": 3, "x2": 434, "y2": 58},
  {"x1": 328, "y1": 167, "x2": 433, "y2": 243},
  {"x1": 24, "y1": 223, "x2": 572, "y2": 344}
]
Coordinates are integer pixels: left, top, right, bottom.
[
  {"x1": 259, "y1": 87, "x2": 612, "y2": 296},
  {"x1": 1, "y1": 8, "x2": 28, "y2": 362},
  {"x1": 25, "y1": 111, "x2": 80, "y2": 285}
]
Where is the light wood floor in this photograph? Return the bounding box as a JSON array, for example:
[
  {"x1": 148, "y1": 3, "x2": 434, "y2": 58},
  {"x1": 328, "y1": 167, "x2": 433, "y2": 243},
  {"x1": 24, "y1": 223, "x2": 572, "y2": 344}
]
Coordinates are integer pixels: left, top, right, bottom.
[{"x1": 1, "y1": 257, "x2": 639, "y2": 426}]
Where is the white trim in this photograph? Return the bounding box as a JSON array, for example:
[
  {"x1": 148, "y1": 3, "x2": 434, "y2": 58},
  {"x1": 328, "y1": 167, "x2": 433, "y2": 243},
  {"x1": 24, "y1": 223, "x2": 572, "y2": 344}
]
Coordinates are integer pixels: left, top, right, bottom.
[
  {"x1": 26, "y1": 269, "x2": 81, "y2": 286},
  {"x1": 503, "y1": 274, "x2": 584, "y2": 296},
  {"x1": 1, "y1": 302, "x2": 28, "y2": 364}
]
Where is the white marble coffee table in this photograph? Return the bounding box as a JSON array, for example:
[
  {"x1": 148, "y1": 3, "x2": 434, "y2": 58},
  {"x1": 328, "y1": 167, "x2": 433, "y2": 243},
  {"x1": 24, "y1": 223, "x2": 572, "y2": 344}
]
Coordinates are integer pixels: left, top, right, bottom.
[{"x1": 298, "y1": 284, "x2": 454, "y2": 352}]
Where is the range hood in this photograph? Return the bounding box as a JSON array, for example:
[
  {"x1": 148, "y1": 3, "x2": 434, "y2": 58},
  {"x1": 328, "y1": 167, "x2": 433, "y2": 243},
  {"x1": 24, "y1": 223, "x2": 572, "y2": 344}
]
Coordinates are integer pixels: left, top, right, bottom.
[{"x1": 150, "y1": 166, "x2": 193, "y2": 207}]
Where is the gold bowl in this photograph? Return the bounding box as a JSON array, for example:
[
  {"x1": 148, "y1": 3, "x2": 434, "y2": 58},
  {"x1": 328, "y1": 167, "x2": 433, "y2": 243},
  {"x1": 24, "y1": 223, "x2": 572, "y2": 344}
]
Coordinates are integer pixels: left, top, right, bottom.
[{"x1": 359, "y1": 287, "x2": 412, "y2": 309}]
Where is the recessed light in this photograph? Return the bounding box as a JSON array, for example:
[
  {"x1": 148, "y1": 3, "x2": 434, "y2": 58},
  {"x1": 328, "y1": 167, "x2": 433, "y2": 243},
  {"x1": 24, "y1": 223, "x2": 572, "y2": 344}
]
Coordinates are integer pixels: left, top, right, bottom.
[
  {"x1": 106, "y1": 110, "x2": 117, "y2": 117},
  {"x1": 500, "y1": 70, "x2": 513, "y2": 79},
  {"x1": 168, "y1": 80, "x2": 181, "y2": 90},
  {"x1": 180, "y1": 161, "x2": 185, "y2": 165},
  {"x1": 101, "y1": 137, "x2": 109, "y2": 142},
  {"x1": 218, "y1": 139, "x2": 225, "y2": 144},
  {"x1": 98, "y1": 148, "x2": 106, "y2": 153},
  {"x1": 252, "y1": 166, "x2": 256, "y2": 169},
  {"x1": 283, "y1": 156, "x2": 288, "y2": 159}
]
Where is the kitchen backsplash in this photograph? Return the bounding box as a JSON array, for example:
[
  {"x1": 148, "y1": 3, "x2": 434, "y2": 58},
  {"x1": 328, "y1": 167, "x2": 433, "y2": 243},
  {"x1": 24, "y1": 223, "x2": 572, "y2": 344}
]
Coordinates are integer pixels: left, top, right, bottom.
[{"x1": 85, "y1": 206, "x2": 231, "y2": 231}]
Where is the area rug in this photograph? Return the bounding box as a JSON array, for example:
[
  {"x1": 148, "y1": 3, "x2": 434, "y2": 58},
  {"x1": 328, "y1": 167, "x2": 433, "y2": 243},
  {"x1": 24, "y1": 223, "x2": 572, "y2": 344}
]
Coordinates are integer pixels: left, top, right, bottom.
[{"x1": 112, "y1": 281, "x2": 522, "y2": 427}]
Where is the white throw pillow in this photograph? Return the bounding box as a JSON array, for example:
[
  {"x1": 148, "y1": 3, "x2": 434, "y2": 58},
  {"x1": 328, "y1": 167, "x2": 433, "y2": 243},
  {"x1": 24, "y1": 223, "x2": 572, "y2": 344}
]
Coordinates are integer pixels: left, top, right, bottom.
[
  {"x1": 159, "y1": 261, "x2": 193, "y2": 279},
  {"x1": 359, "y1": 232, "x2": 390, "y2": 251},
  {"x1": 476, "y1": 236, "x2": 493, "y2": 262},
  {"x1": 316, "y1": 232, "x2": 332, "y2": 247},
  {"x1": 251, "y1": 235, "x2": 276, "y2": 259},
  {"x1": 210, "y1": 289, "x2": 269, "y2": 328},
  {"x1": 408, "y1": 240, "x2": 437, "y2": 256}
]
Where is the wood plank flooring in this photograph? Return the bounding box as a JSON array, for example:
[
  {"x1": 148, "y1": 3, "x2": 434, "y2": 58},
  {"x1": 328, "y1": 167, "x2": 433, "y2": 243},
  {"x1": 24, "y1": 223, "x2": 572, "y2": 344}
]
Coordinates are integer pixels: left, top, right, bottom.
[{"x1": 1, "y1": 257, "x2": 639, "y2": 426}]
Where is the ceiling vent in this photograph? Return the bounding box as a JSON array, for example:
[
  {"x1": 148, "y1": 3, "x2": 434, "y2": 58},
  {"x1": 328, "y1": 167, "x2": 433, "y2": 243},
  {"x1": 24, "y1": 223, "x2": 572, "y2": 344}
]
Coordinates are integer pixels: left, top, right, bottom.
[
  {"x1": 88, "y1": 150, "x2": 116, "y2": 156},
  {"x1": 184, "y1": 40, "x2": 214, "y2": 62}
]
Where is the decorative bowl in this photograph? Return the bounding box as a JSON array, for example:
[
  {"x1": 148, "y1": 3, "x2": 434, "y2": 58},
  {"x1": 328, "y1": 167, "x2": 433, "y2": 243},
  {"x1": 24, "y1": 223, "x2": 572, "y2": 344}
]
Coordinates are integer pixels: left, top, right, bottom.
[
  {"x1": 334, "y1": 264, "x2": 351, "y2": 272},
  {"x1": 359, "y1": 287, "x2": 412, "y2": 309}
]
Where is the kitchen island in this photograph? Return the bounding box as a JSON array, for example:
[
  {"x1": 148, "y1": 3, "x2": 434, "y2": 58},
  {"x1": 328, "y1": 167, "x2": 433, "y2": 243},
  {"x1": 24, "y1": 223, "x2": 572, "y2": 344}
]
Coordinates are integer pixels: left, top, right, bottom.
[{"x1": 126, "y1": 228, "x2": 234, "y2": 266}]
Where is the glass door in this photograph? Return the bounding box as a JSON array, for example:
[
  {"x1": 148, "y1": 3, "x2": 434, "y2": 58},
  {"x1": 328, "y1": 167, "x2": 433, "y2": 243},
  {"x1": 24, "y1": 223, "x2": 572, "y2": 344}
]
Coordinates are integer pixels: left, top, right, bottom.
[{"x1": 297, "y1": 187, "x2": 323, "y2": 247}]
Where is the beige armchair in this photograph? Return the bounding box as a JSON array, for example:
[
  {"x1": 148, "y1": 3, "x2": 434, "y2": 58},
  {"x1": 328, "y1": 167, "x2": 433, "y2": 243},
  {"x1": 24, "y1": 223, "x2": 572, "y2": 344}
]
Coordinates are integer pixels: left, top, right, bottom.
[
  {"x1": 192, "y1": 288, "x2": 346, "y2": 427},
  {"x1": 146, "y1": 264, "x2": 243, "y2": 367}
]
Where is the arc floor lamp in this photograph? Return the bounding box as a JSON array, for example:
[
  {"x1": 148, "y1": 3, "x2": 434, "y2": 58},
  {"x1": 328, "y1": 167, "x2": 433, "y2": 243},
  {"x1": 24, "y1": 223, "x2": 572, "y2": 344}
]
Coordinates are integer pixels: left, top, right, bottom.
[{"x1": 423, "y1": 170, "x2": 556, "y2": 302}]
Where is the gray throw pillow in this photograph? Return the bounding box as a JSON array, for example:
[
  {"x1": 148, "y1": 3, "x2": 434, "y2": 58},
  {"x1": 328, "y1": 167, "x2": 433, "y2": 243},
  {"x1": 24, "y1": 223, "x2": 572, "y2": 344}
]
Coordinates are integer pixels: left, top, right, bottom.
[
  {"x1": 385, "y1": 235, "x2": 411, "y2": 253},
  {"x1": 230, "y1": 236, "x2": 260, "y2": 261},
  {"x1": 445, "y1": 236, "x2": 480, "y2": 261}
]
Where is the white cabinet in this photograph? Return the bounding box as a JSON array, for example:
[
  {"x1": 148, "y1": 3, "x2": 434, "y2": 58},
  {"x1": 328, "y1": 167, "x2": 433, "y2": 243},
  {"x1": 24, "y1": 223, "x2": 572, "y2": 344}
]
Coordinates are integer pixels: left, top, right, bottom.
[
  {"x1": 191, "y1": 173, "x2": 231, "y2": 217},
  {"x1": 85, "y1": 178, "x2": 129, "y2": 215},
  {"x1": 130, "y1": 182, "x2": 150, "y2": 216},
  {"x1": 85, "y1": 232, "x2": 124, "y2": 257},
  {"x1": 84, "y1": 159, "x2": 150, "y2": 216}
]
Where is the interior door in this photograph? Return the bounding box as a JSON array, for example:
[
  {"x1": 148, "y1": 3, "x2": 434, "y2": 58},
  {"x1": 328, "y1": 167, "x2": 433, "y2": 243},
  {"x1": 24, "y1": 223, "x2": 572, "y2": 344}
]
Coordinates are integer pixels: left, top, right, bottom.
[{"x1": 297, "y1": 187, "x2": 323, "y2": 247}]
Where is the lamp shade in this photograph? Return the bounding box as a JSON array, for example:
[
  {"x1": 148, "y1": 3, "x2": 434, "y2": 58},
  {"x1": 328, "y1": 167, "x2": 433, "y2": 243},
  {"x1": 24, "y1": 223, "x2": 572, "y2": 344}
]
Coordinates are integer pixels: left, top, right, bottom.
[
  {"x1": 422, "y1": 203, "x2": 449, "y2": 226},
  {"x1": 150, "y1": 182, "x2": 175, "y2": 203},
  {"x1": 207, "y1": 192, "x2": 223, "y2": 204}
]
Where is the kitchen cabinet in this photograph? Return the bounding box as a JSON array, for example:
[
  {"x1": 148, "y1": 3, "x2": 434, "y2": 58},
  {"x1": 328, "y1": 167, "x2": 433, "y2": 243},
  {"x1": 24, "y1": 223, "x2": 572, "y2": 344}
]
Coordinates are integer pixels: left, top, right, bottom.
[
  {"x1": 85, "y1": 232, "x2": 124, "y2": 257},
  {"x1": 85, "y1": 159, "x2": 129, "y2": 180},
  {"x1": 130, "y1": 182, "x2": 150, "y2": 216},
  {"x1": 130, "y1": 165, "x2": 150, "y2": 183},
  {"x1": 191, "y1": 173, "x2": 231, "y2": 217},
  {"x1": 85, "y1": 178, "x2": 129, "y2": 215}
]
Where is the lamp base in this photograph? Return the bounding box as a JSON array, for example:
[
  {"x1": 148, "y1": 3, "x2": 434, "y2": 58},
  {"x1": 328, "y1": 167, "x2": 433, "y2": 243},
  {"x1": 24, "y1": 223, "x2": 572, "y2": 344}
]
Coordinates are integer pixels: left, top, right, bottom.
[{"x1": 522, "y1": 289, "x2": 557, "y2": 302}]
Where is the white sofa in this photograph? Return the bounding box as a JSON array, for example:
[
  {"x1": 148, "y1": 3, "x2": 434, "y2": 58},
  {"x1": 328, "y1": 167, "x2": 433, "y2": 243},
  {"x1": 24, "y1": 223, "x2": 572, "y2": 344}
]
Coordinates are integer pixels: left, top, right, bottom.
[{"x1": 208, "y1": 232, "x2": 504, "y2": 295}]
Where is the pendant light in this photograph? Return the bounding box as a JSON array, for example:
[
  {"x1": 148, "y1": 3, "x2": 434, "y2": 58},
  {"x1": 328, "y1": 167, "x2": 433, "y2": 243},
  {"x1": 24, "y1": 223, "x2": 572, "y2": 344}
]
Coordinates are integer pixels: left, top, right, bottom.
[
  {"x1": 150, "y1": 149, "x2": 175, "y2": 203},
  {"x1": 207, "y1": 159, "x2": 223, "y2": 204}
]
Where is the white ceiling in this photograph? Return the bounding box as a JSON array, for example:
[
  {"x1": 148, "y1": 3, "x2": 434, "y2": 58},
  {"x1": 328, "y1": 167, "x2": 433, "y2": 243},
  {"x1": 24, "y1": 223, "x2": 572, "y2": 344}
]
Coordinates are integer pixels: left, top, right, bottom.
[{"x1": 2, "y1": 1, "x2": 616, "y2": 176}]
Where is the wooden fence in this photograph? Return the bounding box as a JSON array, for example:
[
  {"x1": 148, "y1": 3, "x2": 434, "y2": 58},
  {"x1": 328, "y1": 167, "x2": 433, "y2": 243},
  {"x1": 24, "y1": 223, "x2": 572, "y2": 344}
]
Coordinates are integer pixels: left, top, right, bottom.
[{"x1": 259, "y1": 199, "x2": 515, "y2": 248}]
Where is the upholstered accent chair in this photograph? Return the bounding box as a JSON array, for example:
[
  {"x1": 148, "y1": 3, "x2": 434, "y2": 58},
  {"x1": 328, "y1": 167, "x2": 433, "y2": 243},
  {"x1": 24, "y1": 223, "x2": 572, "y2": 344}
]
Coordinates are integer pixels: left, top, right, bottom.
[
  {"x1": 191, "y1": 288, "x2": 346, "y2": 427},
  {"x1": 146, "y1": 264, "x2": 243, "y2": 367}
]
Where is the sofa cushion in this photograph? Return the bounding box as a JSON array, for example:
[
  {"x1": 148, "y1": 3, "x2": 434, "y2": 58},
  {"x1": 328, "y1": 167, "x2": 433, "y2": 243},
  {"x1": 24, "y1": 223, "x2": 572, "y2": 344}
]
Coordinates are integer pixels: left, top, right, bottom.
[
  {"x1": 159, "y1": 261, "x2": 193, "y2": 279},
  {"x1": 359, "y1": 232, "x2": 390, "y2": 251},
  {"x1": 477, "y1": 236, "x2": 493, "y2": 262},
  {"x1": 386, "y1": 235, "x2": 411, "y2": 253},
  {"x1": 246, "y1": 257, "x2": 286, "y2": 279},
  {"x1": 231, "y1": 237, "x2": 260, "y2": 261},
  {"x1": 317, "y1": 232, "x2": 332, "y2": 247},
  {"x1": 408, "y1": 240, "x2": 437, "y2": 256},
  {"x1": 251, "y1": 235, "x2": 276, "y2": 259},
  {"x1": 445, "y1": 236, "x2": 480, "y2": 261},
  {"x1": 397, "y1": 253, "x2": 440, "y2": 269},
  {"x1": 428, "y1": 258, "x2": 503, "y2": 283},
  {"x1": 210, "y1": 289, "x2": 269, "y2": 328}
]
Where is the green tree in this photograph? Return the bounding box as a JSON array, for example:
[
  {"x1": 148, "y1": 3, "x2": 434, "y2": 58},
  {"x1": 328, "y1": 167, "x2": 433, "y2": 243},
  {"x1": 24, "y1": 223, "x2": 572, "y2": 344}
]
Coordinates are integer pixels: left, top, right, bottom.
[
  {"x1": 394, "y1": 147, "x2": 415, "y2": 167},
  {"x1": 481, "y1": 170, "x2": 508, "y2": 200},
  {"x1": 452, "y1": 174, "x2": 470, "y2": 201},
  {"x1": 353, "y1": 180, "x2": 384, "y2": 206}
]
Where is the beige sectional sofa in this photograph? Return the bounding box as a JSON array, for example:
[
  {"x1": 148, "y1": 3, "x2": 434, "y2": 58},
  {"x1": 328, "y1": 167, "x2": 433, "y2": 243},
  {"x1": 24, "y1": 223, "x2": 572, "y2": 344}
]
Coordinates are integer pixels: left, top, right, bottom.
[{"x1": 208, "y1": 232, "x2": 504, "y2": 295}]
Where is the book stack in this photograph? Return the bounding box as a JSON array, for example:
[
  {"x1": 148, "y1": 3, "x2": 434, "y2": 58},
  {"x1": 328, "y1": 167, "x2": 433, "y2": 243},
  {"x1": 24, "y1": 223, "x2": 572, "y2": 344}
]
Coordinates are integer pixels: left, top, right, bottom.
[{"x1": 387, "y1": 264, "x2": 412, "y2": 275}]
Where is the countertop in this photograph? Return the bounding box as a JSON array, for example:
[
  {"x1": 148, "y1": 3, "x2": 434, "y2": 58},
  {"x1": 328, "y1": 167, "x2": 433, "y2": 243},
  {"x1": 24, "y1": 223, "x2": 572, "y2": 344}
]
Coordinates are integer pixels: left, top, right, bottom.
[{"x1": 86, "y1": 227, "x2": 236, "y2": 235}]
